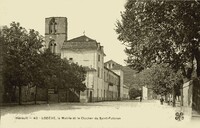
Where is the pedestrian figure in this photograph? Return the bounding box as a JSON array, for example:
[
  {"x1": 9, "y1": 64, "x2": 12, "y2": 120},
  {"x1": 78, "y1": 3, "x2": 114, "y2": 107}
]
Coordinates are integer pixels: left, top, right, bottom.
[
  {"x1": 140, "y1": 96, "x2": 142, "y2": 102},
  {"x1": 160, "y1": 97, "x2": 164, "y2": 105},
  {"x1": 167, "y1": 97, "x2": 170, "y2": 105}
]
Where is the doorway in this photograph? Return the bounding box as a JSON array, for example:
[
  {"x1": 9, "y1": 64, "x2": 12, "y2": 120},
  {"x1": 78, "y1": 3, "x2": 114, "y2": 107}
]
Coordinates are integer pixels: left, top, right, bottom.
[{"x1": 89, "y1": 91, "x2": 92, "y2": 102}]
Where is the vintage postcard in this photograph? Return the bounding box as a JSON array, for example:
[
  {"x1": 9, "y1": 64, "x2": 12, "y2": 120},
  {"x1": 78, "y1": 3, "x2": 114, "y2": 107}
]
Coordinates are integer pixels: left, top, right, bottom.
[{"x1": 0, "y1": 0, "x2": 200, "y2": 128}]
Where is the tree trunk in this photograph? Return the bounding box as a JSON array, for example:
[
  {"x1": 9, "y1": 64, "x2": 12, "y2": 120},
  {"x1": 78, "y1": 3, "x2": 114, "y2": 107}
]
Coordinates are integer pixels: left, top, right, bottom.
[
  {"x1": 172, "y1": 86, "x2": 176, "y2": 107},
  {"x1": 66, "y1": 89, "x2": 69, "y2": 102},
  {"x1": 34, "y1": 85, "x2": 37, "y2": 105},
  {"x1": 194, "y1": 48, "x2": 200, "y2": 77},
  {"x1": 180, "y1": 84, "x2": 183, "y2": 106},
  {"x1": 18, "y1": 86, "x2": 22, "y2": 105},
  {"x1": 46, "y1": 88, "x2": 49, "y2": 104},
  {"x1": 164, "y1": 94, "x2": 167, "y2": 103},
  {"x1": 166, "y1": 93, "x2": 170, "y2": 105},
  {"x1": 13, "y1": 85, "x2": 17, "y2": 102},
  {"x1": 57, "y1": 88, "x2": 60, "y2": 103}
]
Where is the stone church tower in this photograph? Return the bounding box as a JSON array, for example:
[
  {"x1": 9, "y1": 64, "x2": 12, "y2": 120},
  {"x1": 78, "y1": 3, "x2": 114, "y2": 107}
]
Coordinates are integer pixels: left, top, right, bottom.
[{"x1": 45, "y1": 17, "x2": 68, "y2": 55}]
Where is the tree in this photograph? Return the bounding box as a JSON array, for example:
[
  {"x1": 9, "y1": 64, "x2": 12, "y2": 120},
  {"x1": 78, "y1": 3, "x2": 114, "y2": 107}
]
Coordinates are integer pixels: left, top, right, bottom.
[
  {"x1": 38, "y1": 49, "x2": 61, "y2": 103},
  {"x1": 68, "y1": 62, "x2": 86, "y2": 91},
  {"x1": 132, "y1": 64, "x2": 182, "y2": 96},
  {"x1": 131, "y1": 68, "x2": 151, "y2": 89},
  {"x1": 39, "y1": 49, "x2": 86, "y2": 103},
  {"x1": 116, "y1": 0, "x2": 200, "y2": 79},
  {"x1": 1, "y1": 22, "x2": 87, "y2": 105},
  {"x1": 129, "y1": 88, "x2": 141, "y2": 99},
  {"x1": 147, "y1": 64, "x2": 182, "y2": 96},
  {"x1": 1, "y1": 22, "x2": 43, "y2": 104}
]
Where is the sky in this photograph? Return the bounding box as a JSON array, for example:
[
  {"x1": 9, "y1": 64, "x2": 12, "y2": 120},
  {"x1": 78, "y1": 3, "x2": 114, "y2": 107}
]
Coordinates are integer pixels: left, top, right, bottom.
[{"x1": 0, "y1": 0, "x2": 127, "y2": 65}]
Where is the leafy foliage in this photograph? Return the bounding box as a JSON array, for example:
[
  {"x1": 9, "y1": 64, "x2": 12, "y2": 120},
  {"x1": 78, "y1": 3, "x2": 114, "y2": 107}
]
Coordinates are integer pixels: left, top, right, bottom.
[
  {"x1": 129, "y1": 88, "x2": 141, "y2": 99},
  {"x1": 59, "y1": 58, "x2": 86, "y2": 91},
  {"x1": 1, "y1": 22, "x2": 44, "y2": 104},
  {"x1": 116, "y1": 0, "x2": 200, "y2": 78},
  {"x1": 1, "y1": 22, "x2": 86, "y2": 104},
  {"x1": 133, "y1": 64, "x2": 182, "y2": 95}
]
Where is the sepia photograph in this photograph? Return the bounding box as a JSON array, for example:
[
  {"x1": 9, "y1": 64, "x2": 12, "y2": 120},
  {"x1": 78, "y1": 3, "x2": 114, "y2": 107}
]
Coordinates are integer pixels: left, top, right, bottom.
[{"x1": 0, "y1": 0, "x2": 200, "y2": 128}]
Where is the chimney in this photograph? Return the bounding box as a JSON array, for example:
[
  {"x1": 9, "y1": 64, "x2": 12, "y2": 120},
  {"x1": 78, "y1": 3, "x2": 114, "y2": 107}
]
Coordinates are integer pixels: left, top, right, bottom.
[
  {"x1": 100, "y1": 46, "x2": 103, "y2": 51},
  {"x1": 97, "y1": 43, "x2": 100, "y2": 49}
]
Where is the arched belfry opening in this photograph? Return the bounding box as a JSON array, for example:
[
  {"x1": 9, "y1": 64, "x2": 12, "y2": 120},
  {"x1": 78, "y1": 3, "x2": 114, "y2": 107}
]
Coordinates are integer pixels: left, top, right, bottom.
[
  {"x1": 49, "y1": 18, "x2": 57, "y2": 34},
  {"x1": 45, "y1": 17, "x2": 68, "y2": 54},
  {"x1": 49, "y1": 40, "x2": 56, "y2": 53}
]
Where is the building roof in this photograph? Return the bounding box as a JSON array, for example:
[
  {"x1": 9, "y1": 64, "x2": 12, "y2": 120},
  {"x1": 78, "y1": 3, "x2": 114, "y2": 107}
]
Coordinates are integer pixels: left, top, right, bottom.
[
  {"x1": 104, "y1": 66, "x2": 120, "y2": 77},
  {"x1": 83, "y1": 66, "x2": 96, "y2": 72},
  {"x1": 61, "y1": 35, "x2": 105, "y2": 55},
  {"x1": 66, "y1": 35, "x2": 96, "y2": 42},
  {"x1": 104, "y1": 60, "x2": 123, "y2": 70},
  {"x1": 104, "y1": 60, "x2": 137, "y2": 87},
  {"x1": 62, "y1": 35, "x2": 97, "y2": 50},
  {"x1": 104, "y1": 60, "x2": 118, "y2": 65}
]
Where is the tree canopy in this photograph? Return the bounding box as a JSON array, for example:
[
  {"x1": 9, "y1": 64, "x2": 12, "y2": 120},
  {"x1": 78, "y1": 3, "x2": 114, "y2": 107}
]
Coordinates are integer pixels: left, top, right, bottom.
[
  {"x1": 129, "y1": 87, "x2": 141, "y2": 99},
  {"x1": 116, "y1": 0, "x2": 200, "y2": 78},
  {"x1": 1, "y1": 22, "x2": 86, "y2": 104},
  {"x1": 132, "y1": 64, "x2": 182, "y2": 96}
]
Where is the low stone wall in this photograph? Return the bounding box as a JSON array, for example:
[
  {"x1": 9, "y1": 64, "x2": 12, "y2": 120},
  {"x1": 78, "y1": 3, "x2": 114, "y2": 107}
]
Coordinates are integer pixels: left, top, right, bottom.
[
  {"x1": 49, "y1": 94, "x2": 58, "y2": 103},
  {"x1": 36, "y1": 88, "x2": 47, "y2": 101},
  {"x1": 183, "y1": 78, "x2": 200, "y2": 116},
  {"x1": 183, "y1": 81, "x2": 193, "y2": 117},
  {"x1": 58, "y1": 89, "x2": 68, "y2": 102},
  {"x1": 192, "y1": 78, "x2": 200, "y2": 114},
  {"x1": 183, "y1": 81, "x2": 192, "y2": 107}
]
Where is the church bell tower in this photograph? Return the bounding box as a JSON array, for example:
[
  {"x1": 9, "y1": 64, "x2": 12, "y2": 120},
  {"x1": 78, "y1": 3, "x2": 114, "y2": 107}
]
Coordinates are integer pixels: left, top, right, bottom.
[{"x1": 45, "y1": 17, "x2": 68, "y2": 55}]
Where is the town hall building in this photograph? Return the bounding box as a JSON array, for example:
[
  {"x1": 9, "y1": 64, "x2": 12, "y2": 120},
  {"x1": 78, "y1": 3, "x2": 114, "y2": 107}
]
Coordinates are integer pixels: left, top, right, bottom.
[{"x1": 45, "y1": 17, "x2": 129, "y2": 102}]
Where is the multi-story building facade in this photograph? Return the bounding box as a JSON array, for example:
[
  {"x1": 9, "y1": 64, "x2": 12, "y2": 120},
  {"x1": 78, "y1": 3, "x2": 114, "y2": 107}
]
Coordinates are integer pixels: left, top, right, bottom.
[
  {"x1": 61, "y1": 35, "x2": 106, "y2": 102},
  {"x1": 104, "y1": 67, "x2": 120, "y2": 101},
  {"x1": 45, "y1": 17, "x2": 123, "y2": 102},
  {"x1": 105, "y1": 60, "x2": 131, "y2": 100}
]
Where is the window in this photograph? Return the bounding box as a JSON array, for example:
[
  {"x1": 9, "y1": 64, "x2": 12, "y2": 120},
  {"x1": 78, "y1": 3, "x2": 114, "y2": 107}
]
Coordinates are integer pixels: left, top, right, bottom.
[
  {"x1": 101, "y1": 69, "x2": 103, "y2": 78},
  {"x1": 49, "y1": 40, "x2": 56, "y2": 53},
  {"x1": 104, "y1": 90, "x2": 106, "y2": 99},
  {"x1": 97, "y1": 89, "x2": 99, "y2": 99},
  {"x1": 49, "y1": 18, "x2": 57, "y2": 34},
  {"x1": 98, "y1": 67, "x2": 100, "y2": 77},
  {"x1": 53, "y1": 43, "x2": 56, "y2": 53},
  {"x1": 54, "y1": 23, "x2": 57, "y2": 33},
  {"x1": 68, "y1": 58, "x2": 73, "y2": 63},
  {"x1": 98, "y1": 54, "x2": 100, "y2": 62}
]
